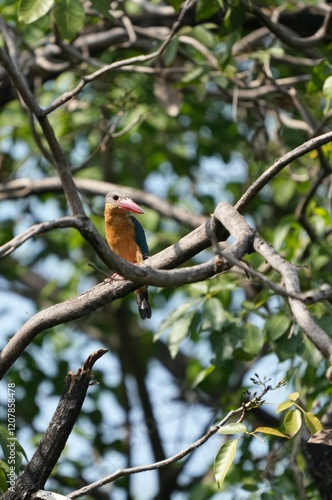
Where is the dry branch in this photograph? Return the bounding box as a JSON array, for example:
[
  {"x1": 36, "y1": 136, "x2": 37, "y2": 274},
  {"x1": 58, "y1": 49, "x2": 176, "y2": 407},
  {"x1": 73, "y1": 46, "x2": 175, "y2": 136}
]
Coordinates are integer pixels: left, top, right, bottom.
[{"x1": 1, "y1": 349, "x2": 108, "y2": 500}]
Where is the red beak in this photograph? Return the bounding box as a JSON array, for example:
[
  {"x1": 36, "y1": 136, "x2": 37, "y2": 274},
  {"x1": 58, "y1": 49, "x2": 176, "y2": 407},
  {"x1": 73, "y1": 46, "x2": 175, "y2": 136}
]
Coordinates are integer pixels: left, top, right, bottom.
[{"x1": 117, "y1": 197, "x2": 145, "y2": 214}]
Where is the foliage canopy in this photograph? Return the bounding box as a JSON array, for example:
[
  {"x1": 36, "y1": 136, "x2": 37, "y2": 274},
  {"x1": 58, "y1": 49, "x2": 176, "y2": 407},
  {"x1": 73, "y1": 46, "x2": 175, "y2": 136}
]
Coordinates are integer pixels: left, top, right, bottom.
[{"x1": 1, "y1": 0, "x2": 332, "y2": 498}]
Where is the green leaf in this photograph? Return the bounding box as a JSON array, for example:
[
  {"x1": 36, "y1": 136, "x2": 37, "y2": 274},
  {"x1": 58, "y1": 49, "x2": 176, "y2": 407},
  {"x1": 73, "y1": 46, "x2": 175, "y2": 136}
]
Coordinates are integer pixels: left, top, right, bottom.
[
  {"x1": 54, "y1": 0, "x2": 85, "y2": 40},
  {"x1": 304, "y1": 412, "x2": 323, "y2": 435},
  {"x1": 273, "y1": 179, "x2": 297, "y2": 208},
  {"x1": 265, "y1": 315, "x2": 290, "y2": 341},
  {"x1": 220, "y1": 2, "x2": 246, "y2": 37},
  {"x1": 276, "y1": 400, "x2": 294, "y2": 413},
  {"x1": 0, "y1": 466, "x2": 8, "y2": 494},
  {"x1": 191, "y1": 365, "x2": 216, "y2": 388},
  {"x1": 18, "y1": 0, "x2": 54, "y2": 23},
  {"x1": 217, "y1": 423, "x2": 247, "y2": 435},
  {"x1": 154, "y1": 300, "x2": 198, "y2": 341},
  {"x1": 191, "y1": 26, "x2": 216, "y2": 49},
  {"x1": 214, "y1": 439, "x2": 239, "y2": 489},
  {"x1": 201, "y1": 297, "x2": 225, "y2": 331},
  {"x1": 163, "y1": 38, "x2": 179, "y2": 67},
  {"x1": 90, "y1": 0, "x2": 114, "y2": 19},
  {"x1": 288, "y1": 392, "x2": 300, "y2": 402},
  {"x1": 254, "y1": 427, "x2": 290, "y2": 439},
  {"x1": 242, "y1": 323, "x2": 264, "y2": 356},
  {"x1": 181, "y1": 65, "x2": 209, "y2": 84},
  {"x1": 195, "y1": 0, "x2": 220, "y2": 22},
  {"x1": 284, "y1": 409, "x2": 302, "y2": 437},
  {"x1": 167, "y1": 310, "x2": 196, "y2": 358},
  {"x1": 323, "y1": 75, "x2": 332, "y2": 114},
  {"x1": 0, "y1": 426, "x2": 28, "y2": 475}
]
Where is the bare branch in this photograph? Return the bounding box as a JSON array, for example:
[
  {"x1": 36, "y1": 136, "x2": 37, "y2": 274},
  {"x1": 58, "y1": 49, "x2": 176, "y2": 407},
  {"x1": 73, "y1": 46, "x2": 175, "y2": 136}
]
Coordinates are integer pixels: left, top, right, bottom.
[
  {"x1": 0, "y1": 177, "x2": 207, "y2": 229},
  {"x1": 0, "y1": 217, "x2": 82, "y2": 258},
  {"x1": 236, "y1": 130, "x2": 332, "y2": 211},
  {"x1": 254, "y1": 233, "x2": 332, "y2": 365},
  {"x1": 1, "y1": 349, "x2": 108, "y2": 500}
]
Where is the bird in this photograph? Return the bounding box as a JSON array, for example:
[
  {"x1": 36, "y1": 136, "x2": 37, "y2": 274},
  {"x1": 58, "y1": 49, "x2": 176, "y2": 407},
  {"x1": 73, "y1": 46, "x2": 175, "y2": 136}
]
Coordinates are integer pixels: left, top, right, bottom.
[{"x1": 104, "y1": 191, "x2": 151, "y2": 319}]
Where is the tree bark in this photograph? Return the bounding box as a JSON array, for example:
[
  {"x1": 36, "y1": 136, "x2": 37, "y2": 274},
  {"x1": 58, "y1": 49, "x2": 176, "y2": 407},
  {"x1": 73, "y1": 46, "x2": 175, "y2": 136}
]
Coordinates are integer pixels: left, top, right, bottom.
[{"x1": 2, "y1": 349, "x2": 108, "y2": 500}]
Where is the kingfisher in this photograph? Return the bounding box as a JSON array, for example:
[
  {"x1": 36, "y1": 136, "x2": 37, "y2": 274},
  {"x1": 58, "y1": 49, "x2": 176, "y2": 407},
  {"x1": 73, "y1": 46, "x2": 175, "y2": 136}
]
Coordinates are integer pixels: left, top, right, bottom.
[{"x1": 104, "y1": 191, "x2": 151, "y2": 319}]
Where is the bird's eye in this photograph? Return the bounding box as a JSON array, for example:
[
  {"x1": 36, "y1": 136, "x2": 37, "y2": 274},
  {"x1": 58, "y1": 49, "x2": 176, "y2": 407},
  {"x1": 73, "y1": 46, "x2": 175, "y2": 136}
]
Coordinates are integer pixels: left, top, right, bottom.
[{"x1": 113, "y1": 194, "x2": 119, "y2": 201}]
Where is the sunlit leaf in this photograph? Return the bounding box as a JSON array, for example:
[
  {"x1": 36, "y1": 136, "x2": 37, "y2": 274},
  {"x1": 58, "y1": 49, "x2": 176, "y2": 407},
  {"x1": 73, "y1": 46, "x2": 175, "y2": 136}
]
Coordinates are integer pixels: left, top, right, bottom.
[
  {"x1": 304, "y1": 412, "x2": 323, "y2": 435},
  {"x1": 18, "y1": 0, "x2": 54, "y2": 23},
  {"x1": 288, "y1": 392, "x2": 300, "y2": 402},
  {"x1": 167, "y1": 310, "x2": 196, "y2": 358},
  {"x1": 284, "y1": 409, "x2": 302, "y2": 437},
  {"x1": 254, "y1": 427, "x2": 290, "y2": 439},
  {"x1": 217, "y1": 423, "x2": 247, "y2": 435},
  {"x1": 214, "y1": 439, "x2": 239, "y2": 489},
  {"x1": 54, "y1": 0, "x2": 85, "y2": 40}
]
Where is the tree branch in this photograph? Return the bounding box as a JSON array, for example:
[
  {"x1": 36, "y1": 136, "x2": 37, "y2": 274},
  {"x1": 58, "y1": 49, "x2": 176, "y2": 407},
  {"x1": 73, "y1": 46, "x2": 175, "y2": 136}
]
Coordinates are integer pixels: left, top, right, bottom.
[
  {"x1": 67, "y1": 384, "x2": 271, "y2": 498},
  {"x1": 0, "y1": 18, "x2": 84, "y2": 218},
  {"x1": 249, "y1": 2, "x2": 332, "y2": 50},
  {"x1": 0, "y1": 177, "x2": 207, "y2": 229},
  {"x1": 236, "y1": 130, "x2": 332, "y2": 211},
  {"x1": 42, "y1": 0, "x2": 195, "y2": 115},
  {"x1": 2, "y1": 200, "x2": 332, "y2": 378},
  {"x1": 0, "y1": 217, "x2": 82, "y2": 258},
  {"x1": 2, "y1": 349, "x2": 108, "y2": 500},
  {"x1": 213, "y1": 202, "x2": 332, "y2": 365}
]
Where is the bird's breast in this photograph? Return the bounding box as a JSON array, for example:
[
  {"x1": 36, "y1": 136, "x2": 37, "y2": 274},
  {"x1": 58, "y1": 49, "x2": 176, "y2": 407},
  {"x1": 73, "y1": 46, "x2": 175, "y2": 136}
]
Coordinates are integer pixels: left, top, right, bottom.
[{"x1": 105, "y1": 212, "x2": 143, "y2": 264}]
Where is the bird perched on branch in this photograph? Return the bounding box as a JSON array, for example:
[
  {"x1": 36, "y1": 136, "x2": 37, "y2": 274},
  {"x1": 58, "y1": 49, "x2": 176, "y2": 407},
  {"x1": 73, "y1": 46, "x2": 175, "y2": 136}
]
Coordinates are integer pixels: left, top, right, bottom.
[{"x1": 104, "y1": 191, "x2": 151, "y2": 319}]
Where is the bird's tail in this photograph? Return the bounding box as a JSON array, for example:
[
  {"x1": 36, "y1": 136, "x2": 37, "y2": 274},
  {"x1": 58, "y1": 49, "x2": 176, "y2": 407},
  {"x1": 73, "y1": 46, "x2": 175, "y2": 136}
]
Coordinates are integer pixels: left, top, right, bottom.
[{"x1": 136, "y1": 286, "x2": 152, "y2": 319}]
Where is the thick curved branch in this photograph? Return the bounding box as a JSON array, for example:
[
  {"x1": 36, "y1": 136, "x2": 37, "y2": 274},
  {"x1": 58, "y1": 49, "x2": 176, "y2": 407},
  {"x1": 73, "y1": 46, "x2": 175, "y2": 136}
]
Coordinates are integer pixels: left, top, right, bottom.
[
  {"x1": 214, "y1": 203, "x2": 332, "y2": 365},
  {"x1": 253, "y1": 232, "x2": 332, "y2": 365},
  {"x1": 2, "y1": 200, "x2": 332, "y2": 378}
]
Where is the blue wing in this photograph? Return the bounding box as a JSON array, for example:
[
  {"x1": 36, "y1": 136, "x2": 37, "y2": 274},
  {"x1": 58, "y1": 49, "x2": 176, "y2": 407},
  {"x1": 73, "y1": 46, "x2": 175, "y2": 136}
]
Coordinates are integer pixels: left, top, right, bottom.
[{"x1": 130, "y1": 216, "x2": 149, "y2": 259}]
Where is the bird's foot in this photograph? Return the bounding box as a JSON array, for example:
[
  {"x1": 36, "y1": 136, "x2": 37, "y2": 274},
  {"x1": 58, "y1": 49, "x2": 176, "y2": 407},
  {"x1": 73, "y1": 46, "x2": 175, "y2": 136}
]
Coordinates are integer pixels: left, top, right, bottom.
[{"x1": 104, "y1": 272, "x2": 123, "y2": 284}]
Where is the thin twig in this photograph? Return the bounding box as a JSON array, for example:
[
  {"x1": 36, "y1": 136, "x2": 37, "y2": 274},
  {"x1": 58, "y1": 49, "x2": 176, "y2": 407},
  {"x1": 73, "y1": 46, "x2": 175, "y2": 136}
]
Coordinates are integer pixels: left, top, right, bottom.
[
  {"x1": 42, "y1": 0, "x2": 195, "y2": 115},
  {"x1": 236, "y1": 130, "x2": 332, "y2": 211},
  {"x1": 68, "y1": 385, "x2": 271, "y2": 498}
]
